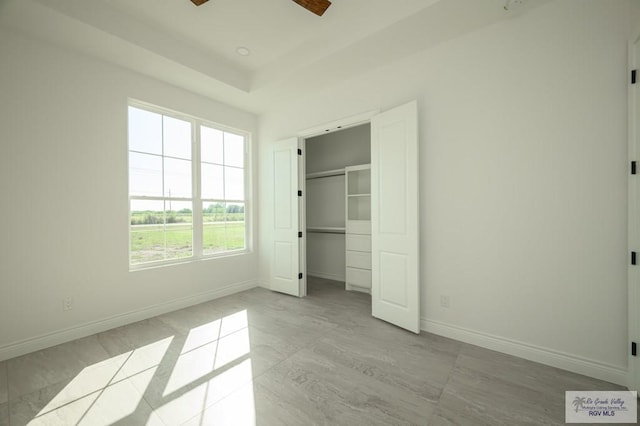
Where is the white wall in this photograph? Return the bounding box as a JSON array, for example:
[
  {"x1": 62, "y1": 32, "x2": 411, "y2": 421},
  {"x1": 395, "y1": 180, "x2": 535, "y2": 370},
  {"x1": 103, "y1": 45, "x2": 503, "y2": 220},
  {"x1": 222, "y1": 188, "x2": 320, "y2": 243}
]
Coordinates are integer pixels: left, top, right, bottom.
[
  {"x1": 305, "y1": 125, "x2": 371, "y2": 174},
  {"x1": 259, "y1": 0, "x2": 637, "y2": 384},
  {"x1": 0, "y1": 29, "x2": 259, "y2": 359}
]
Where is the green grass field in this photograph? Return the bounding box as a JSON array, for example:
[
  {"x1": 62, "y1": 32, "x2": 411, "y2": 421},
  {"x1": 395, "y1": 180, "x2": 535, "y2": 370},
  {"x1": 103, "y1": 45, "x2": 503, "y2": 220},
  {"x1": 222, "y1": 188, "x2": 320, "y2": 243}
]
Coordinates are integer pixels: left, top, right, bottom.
[{"x1": 130, "y1": 222, "x2": 245, "y2": 264}]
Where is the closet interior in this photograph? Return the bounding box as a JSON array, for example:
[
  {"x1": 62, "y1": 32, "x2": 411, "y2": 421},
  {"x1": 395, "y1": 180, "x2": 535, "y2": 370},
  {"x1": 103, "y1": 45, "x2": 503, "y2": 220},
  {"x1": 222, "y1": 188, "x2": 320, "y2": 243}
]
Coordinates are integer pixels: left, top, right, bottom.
[{"x1": 304, "y1": 124, "x2": 372, "y2": 293}]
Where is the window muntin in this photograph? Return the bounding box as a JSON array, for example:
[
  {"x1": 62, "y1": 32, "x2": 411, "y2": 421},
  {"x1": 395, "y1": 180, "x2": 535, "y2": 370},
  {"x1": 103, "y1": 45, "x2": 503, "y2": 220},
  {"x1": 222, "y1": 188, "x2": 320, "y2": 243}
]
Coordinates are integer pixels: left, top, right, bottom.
[{"x1": 128, "y1": 104, "x2": 248, "y2": 267}]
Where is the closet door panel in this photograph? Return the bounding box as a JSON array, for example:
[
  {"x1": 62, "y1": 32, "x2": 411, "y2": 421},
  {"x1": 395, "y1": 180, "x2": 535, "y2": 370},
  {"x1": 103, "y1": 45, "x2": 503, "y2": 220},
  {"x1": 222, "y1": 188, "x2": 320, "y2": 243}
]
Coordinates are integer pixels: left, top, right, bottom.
[
  {"x1": 270, "y1": 137, "x2": 301, "y2": 297},
  {"x1": 371, "y1": 101, "x2": 420, "y2": 333}
]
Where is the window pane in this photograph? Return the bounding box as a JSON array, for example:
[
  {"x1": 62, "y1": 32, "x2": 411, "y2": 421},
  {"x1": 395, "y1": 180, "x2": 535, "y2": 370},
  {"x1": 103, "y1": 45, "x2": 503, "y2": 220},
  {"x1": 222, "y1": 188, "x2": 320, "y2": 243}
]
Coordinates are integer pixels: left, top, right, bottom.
[
  {"x1": 202, "y1": 163, "x2": 224, "y2": 199},
  {"x1": 164, "y1": 158, "x2": 192, "y2": 198},
  {"x1": 165, "y1": 201, "x2": 193, "y2": 261},
  {"x1": 224, "y1": 166, "x2": 244, "y2": 200},
  {"x1": 130, "y1": 200, "x2": 165, "y2": 264},
  {"x1": 201, "y1": 126, "x2": 223, "y2": 164},
  {"x1": 203, "y1": 202, "x2": 226, "y2": 255},
  {"x1": 130, "y1": 200, "x2": 193, "y2": 265},
  {"x1": 203, "y1": 202, "x2": 226, "y2": 222},
  {"x1": 225, "y1": 202, "x2": 245, "y2": 250},
  {"x1": 163, "y1": 116, "x2": 192, "y2": 160},
  {"x1": 128, "y1": 107, "x2": 162, "y2": 155},
  {"x1": 129, "y1": 152, "x2": 162, "y2": 197},
  {"x1": 224, "y1": 132, "x2": 244, "y2": 168}
]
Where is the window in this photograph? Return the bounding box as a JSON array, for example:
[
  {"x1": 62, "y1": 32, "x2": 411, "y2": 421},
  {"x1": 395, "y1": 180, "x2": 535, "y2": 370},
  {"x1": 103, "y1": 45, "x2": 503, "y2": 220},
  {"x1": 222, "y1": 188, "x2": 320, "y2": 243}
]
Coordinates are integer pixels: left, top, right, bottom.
[{"x1": 128, "y1": 103, "x2": 248, "y2": 267}]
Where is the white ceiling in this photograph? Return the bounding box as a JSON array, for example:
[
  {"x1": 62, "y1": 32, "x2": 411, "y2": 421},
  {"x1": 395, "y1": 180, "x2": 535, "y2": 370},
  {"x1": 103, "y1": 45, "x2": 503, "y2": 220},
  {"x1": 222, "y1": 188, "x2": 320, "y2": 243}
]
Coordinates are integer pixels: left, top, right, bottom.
[
  {"x1": 105, "y1": 0, "x2": 440, "y2": 73},
  {"x1": 0, "y1": 0, "x2": 551, "y2": 113}
]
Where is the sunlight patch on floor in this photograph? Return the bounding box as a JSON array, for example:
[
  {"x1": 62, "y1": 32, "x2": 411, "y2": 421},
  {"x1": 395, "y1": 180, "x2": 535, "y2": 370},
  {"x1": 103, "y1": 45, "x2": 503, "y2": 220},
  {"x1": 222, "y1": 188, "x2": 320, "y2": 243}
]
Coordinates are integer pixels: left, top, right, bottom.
[
  {"x1": 28, "y1": 310, "x2": 256, "y2": 425},
  {"x1": 219, "y1": 310, "x2": 249, "y2": 338},
  {"x1": 79, "y1": 369, "x2": 158, "y2": 425},
  {"x1": 38, "y1": 357, "x2": 123, "y2": 415},
  {"x1": 155, "y1": 359, "x2": 254, "y2": 425},
  {"x1": 182, "y1": 319, "x2": 222, "y2": 354},
  {"x1": 164, "y1": 310, "x2": 251, "y2": 396},
  {"x1": 113, "y1": 337, "x2": 174, "y2": 382},
  {"x1": 183, "y1": 378, "x2": 257, "y2": 426},
  {"x1": 31, "y1": 338, "x2": 173, "y2": 425}
]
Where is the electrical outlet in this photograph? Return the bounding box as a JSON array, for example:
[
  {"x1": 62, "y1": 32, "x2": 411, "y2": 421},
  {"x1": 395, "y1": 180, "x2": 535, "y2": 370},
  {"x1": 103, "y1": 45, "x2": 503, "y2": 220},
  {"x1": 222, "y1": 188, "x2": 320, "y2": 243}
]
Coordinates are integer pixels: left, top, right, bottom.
[
  {"x1": 440, "y1": 295, "x2": 450, "y2": 308},
  {"x1": 63, "y1": 297, "x2": 74, "y2": 311}
]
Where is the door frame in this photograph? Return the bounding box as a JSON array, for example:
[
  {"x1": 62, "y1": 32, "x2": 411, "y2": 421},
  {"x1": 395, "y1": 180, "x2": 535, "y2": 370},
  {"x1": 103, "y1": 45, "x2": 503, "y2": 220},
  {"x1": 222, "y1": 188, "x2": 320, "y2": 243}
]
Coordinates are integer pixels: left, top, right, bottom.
[
  {"x1": 297, "y1": 110, "x2": 379, "y2": 296},
  {"x1": 297, "y1": 137, "x2": 307, "y2": 297},
  {"x1": 628, "y1": 29, "x2": 640, "y2": 392}
]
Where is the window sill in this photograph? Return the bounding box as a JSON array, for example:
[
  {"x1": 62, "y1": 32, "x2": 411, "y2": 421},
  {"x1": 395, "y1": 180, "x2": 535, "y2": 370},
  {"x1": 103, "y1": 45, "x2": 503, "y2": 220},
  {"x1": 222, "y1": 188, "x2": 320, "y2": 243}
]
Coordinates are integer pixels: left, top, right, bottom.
[{"x1": 129, "y1": 249, "x2": 251, "y2": 272}]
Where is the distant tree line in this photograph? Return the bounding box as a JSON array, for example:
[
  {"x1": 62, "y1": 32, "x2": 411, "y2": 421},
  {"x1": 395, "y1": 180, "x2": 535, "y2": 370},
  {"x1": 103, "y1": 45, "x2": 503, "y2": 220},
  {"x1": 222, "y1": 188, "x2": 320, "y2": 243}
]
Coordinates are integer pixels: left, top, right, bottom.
[
  {"x1": 203, "y1": 203, "x2": 245, "y2": 214},
  {"x1": 131, "y1": 203, "x2": 244, "y2": 225}
]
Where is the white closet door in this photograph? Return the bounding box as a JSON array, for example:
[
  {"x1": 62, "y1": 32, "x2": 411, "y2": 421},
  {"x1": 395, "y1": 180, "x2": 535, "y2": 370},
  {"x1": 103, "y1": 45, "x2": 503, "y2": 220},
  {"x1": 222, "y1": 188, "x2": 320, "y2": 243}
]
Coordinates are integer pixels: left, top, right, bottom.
[
  {"x1": 271, "y1": 137, "x2": 301, "y2": 297},
  {"x1": 371, "y1": 101, "x2": 420, "y2": 333}
]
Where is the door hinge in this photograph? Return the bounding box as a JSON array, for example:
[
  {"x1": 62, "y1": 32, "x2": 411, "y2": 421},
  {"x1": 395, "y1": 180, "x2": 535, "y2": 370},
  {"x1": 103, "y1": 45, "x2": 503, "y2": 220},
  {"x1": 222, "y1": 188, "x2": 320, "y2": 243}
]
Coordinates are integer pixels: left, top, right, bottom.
[
  {"x1": 633, "y1": 161, "x2": 637, "y2": 175},
  {"x1": 298, "y1": 190, "x2": 302, "y2": 197},
  {"x1": 298, "y1": 231, "x2": 303, "y2": 238},
  {"x1": 632, "y1": 251, "x2": 637, "y2": 265},
  {"x1": 633, "y1": 70, "x2": 637, "y2": 85},
  {"x1": 633, "y1": 342, "x2": 637, "y2": 356},
  {"x1": 297, "y1": 149, "x2": 302, "y2": 156},
  {"x1": 298, "y1": 273, "x2": 303, "y2": 279}
]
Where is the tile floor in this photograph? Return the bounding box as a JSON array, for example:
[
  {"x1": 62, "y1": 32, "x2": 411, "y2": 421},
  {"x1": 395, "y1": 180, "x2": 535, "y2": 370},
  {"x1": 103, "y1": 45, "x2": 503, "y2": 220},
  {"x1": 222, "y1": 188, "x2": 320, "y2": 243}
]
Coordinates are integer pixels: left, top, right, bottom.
[{"x1": 0, "y1": 277, "x2": 634, "y2": 425}]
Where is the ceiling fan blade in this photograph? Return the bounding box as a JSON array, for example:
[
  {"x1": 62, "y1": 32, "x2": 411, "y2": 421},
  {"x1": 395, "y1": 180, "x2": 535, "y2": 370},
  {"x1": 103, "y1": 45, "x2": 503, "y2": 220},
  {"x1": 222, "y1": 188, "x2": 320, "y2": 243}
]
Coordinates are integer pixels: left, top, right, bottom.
[
  {"x1": 190, "y1": 0, "x2": 209, "y2": 5},
  {"x1": 292, "y1": 0, "x2": 332, "y2": 16}
]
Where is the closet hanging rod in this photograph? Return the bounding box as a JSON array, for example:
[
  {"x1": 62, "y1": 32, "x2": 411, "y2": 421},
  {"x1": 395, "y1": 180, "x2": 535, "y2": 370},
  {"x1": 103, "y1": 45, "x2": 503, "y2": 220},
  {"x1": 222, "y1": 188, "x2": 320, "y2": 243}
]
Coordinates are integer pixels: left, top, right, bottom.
[
  {"x1": 305, "y1": 168, "x2": 345, "y2": 180},
  {"x1": 306, "y1": 227, "x2": 346, "y2": 234}
]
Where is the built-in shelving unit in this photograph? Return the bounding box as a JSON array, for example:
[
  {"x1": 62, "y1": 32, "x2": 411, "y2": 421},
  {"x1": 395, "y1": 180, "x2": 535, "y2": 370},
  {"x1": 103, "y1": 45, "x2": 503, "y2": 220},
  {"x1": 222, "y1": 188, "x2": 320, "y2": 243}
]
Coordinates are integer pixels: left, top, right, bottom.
[
  {"x1": 346, "y1": 165, "x2": 371, "y2": 234},
  {"x1": 345, "y1": 164, "x2": 371, "y2": 293}
]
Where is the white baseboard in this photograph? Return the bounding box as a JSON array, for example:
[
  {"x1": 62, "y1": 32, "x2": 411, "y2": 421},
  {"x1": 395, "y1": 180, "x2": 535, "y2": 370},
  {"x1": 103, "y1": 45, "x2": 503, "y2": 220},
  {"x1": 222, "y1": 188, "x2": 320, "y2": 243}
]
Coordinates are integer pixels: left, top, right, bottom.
[
  {"x1": 308, "y1": 271, "x2": 345, "y2": 282},
  {"x1": 0, "y1": 280, "x2": 258, "y2": 362},
  {"x1": 422, "y1": 318, "x2": 628, "y2": 387}
]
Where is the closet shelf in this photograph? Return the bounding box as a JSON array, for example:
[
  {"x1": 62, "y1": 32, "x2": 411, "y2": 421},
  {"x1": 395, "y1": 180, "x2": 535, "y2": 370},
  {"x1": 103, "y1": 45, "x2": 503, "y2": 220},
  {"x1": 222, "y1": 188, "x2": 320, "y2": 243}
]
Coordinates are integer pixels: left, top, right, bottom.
[
  {"x1": 306, "y1": 168, "x2": 345, "y2": 180},
  {"x1": 347, "y1": 193, "x2": 371, "y2": 197},
  {"x1": 306, "y1": 226, "x2": 346, "y2": 234}
]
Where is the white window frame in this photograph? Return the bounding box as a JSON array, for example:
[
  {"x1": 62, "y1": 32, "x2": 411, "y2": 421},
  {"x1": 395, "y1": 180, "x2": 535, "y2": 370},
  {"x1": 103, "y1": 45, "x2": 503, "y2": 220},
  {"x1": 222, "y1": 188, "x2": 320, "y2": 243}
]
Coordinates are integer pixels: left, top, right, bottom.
[{"x1": 128, "y1": 100, "x2": 251, "y2": 270}]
